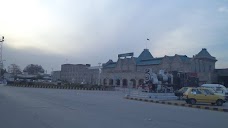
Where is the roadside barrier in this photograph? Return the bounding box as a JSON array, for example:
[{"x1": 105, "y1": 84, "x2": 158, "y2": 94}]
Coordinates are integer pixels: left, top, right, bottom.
[
  {"x1": 125, "y1": 96, "x2": 228, "y2": 113},
  {"x1": 8, "y1": 84, "x2": 114, "y2": 91}
]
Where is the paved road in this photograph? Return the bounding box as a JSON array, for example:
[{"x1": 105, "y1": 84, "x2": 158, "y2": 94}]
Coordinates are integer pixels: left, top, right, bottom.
[{"x1": 0, "y1": 86, "x2": 227, "y2": 128}]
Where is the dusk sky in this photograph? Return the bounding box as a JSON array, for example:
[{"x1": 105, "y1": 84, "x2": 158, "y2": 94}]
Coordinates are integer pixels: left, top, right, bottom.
[{"x1": 0, "y1": 0, "x2": 228, "y2": 73}]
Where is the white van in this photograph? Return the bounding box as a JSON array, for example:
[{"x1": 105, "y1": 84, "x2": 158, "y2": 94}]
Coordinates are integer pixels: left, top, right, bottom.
[{"x1": 201, "y1": 84, "x2": 228, "y2": 100}]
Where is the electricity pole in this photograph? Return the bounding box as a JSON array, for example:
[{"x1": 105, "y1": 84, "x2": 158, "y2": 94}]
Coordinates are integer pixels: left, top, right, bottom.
[{"x1": 0, "y1": 36, "x2": 5, "y2": 79}]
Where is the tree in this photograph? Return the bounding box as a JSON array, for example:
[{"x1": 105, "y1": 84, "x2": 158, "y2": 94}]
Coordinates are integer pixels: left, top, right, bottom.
[
  {"x1": 23, "y1": 64, "x2": 45, "y2": 75},
  {"x1": 8, "y1": 64, "x2": 22, "y2": 75},
  {"x1": 0, "y1": 68, "x2": 6, "y2": 77}
]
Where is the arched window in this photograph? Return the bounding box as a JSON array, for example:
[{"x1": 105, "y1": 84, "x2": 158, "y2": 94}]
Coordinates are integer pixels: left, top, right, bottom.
[
  {"x1": 130, "y1": 79, "x2": 136, "y2": 88},
  {"x1": 109, "y1": 79, "x2": 113, "y2": 86},
  {"x1": 116, "y1": 79, "x2": 120, "y2": 87},
  {"x1": 122, "y1": 79, "x2": 128, "y2": 88},
  {"x1": 103, "y1": 79, "x2": 107, "y2": 85}
]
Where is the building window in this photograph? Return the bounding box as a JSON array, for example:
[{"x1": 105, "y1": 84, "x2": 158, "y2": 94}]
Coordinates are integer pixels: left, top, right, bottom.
[
  {"x1": 109, "y1": 79, "x2": 113, "y2": 86},
  {"x1": 203, "y1": 62, "x2": 205, "y2": 72},
  {"x1": 122, "y1": 79, "x2": 128, "y2": 88},
  {"x1": 194, "y1": 61, "x2": 196, "y2": 72},
  {"x1": 130, "y1": 79, "x2": 136, "y2": 88},
  {"x1": 209, "y1": 65, "x2": 212, "y2": 71},
  {"x1": 116, "y1": 79, "x2": 120, "y2": 87}
]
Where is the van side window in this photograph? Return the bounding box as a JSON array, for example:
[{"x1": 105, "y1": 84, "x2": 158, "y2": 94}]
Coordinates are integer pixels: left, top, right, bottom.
[{"x1": 202, "y1": 89, "x2": 213, "y2": 95}]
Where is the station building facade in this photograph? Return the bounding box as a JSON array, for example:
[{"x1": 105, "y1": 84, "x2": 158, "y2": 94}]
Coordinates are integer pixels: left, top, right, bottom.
[{"x1": 101, "y1": 48, "x2": 217, "y2": 87}]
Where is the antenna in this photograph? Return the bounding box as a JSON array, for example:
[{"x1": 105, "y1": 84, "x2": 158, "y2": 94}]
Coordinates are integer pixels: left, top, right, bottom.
[{"x1": 146, "y1": 38, "x2": 150, "y2": 49}]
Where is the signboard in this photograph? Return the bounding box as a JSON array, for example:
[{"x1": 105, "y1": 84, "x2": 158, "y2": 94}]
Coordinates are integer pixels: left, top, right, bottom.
[{"x1": 118, "y1": 52, "x2": 134, "y2": 58}]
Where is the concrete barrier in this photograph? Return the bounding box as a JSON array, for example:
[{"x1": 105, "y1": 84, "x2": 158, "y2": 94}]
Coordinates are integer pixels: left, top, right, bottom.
[
  {"x1": 9, "y1": 84, "x2": 114, "y2": 92},
  {"x1": 125, "y1": 96, "x2": 228, "y2": 113}
]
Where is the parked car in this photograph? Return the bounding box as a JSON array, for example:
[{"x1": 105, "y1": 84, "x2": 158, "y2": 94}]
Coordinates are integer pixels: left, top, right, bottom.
[{"x1": 183, "y1": 87, "x2": 226, "y2": 106}]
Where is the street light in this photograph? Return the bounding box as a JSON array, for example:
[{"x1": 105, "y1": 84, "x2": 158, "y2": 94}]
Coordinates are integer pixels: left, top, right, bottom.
[{"x1": 98, "y1": 63, "x2": 101, "y2": 86}]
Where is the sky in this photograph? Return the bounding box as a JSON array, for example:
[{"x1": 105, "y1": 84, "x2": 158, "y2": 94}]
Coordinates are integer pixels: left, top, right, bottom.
[{"x1": 0, "y1": 0, "x2": 228, "y2": 73}]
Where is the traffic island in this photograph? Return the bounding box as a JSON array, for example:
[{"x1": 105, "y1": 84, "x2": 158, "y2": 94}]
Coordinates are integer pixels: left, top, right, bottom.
[{"x1": 124, "y1": 96, "x2": 228, "y2": 113}]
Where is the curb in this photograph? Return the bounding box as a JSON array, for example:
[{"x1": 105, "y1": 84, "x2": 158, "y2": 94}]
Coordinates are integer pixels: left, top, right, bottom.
[
  {"x1": 7, "y1": 84, "x2": 114, "y2": 91},
  {"x1": 125, "y1": 96, "x2": 228, "y2": 113}
]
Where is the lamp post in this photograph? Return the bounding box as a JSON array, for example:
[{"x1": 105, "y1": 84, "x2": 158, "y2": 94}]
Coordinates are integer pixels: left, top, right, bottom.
[{"x1": 98, "y1": 63, "x2": 101, "y2": 86}]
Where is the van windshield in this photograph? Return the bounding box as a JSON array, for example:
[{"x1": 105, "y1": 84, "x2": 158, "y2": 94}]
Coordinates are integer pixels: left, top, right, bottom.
[{"x1": 216, "y1": 87, "x2": 223, "y2": 92}]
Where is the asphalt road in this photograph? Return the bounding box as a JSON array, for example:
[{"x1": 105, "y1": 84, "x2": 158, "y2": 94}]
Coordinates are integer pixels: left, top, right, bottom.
[{"x1": 0, "y1": 85, "x2": 227, "y2": 128}]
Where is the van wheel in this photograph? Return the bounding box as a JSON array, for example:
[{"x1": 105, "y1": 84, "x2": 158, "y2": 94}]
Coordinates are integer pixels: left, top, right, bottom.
[
  {"x1": 190, "y1": 99, "x2": 196, "y2": 105},
  {"x1": 216, "y1": 100, "x2": 223, "y2": 106}
]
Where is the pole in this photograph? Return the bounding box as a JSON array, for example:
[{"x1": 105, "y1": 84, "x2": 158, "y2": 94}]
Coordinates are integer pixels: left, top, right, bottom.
[
  {"x1": 0, "y1": 36, "x2": 4, "y2": 80},
  {"x1": 98, "y1": 63, "x2": 101, "y2": 86}
]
